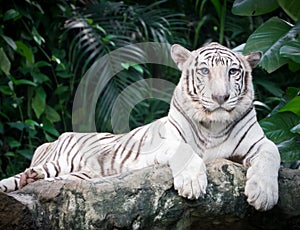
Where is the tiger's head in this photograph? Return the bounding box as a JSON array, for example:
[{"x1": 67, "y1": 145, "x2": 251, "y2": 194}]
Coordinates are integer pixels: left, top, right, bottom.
[{"x1": 171, "y1": 42, "x2": 262, "y2": 123}]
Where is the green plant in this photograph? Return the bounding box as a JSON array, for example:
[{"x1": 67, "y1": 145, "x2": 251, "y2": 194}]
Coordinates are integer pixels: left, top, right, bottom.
[
  {"x1": 191, "y1": 0, "x2": 257, "y2": 49},
  {"x1": 0, "y1": 1, "x2": 74, "y2": 178},
  {"x1": 232, "y1": 0, "x2": 300, "y2": 163},
  {"x1": 65, "y1": 0, "x2": 188, "y2": 132}
]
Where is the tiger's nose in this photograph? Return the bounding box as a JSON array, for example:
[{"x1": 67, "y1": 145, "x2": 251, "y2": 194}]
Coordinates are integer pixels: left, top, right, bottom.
[{"x1": 212, "y1": 94, "x2": 230, "y2": 105}]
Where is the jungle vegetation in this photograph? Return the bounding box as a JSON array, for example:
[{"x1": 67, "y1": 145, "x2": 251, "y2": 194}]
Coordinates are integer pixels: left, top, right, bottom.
[{"x1": 0, "y1": 0, "x2": 299, "y2": 178}]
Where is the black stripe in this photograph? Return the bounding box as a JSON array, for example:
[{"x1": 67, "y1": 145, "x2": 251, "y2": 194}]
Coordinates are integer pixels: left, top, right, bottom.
[
  {"x1": 232, "y1": 114, "x2": 256, "y2": 139},
  {"x1": 229, "y1": 106, "x2": 254, "y2": 135},
  {"x1": 98, "y1": 148, "x2": 114, "y2": 176},
  {"x1": 53, "y1": 161, "x2": 59, "y2": 177},
  {"x1": 81, "y1": 172, "x2": 92, "y2": 179},
  {"x1": 70, "y1": 173, "x2": 86, "y2": 180},
  {"x1": 185, "y1": 69, "x2": 192, "y2": 97},
  {"x1": 241, "y1": 139, "x2": 265, "y2": 167},
  {"x1": 64, "y1": 133, "x2": 99, "y2": 166},
  {"x1": 33, "y1": 143, "x2": 52, "y2": 165},
  {"x1": 191, "y1": 68, "x2": 197, "y2": 95},
  {"x1": 242, "y1": 71, "x2": 250, "y2": 96},
  {"x1": 120, "y1": 143, "x2": 136, "y2": 171},
  {"x1": 200, "y1": 47, "x2": 240, "y2": 60},
  {"x1": 118, "y1": 127, "x2": 142, "y2": 157},
  {"x1": 65, "y1": 136, "x2": 78, "y2": 163},
  {"x1": 232, "y1": 121, "x2": 257, "y2": 155},
  {"x1": 133, "y1": 126, "x2": 150, "y2": 161},
  {"x1": 55, "y1": 135, "x2": 73, "y2": 161},
  {"x1": 172, "y1": 98, "x2": 205, "y2": 150},
  {"x1": 14, "y1": 179, "x2": 18, "y2": 191},
  {"x1": 70, "y1": 154, "x2": 76, "y2": 173},
  {"x1": 43, "y1": 164, "x2": 50, "y2": 178},
  {"x1": 199, "y1": 47, "x2": 241, "y2": 67},
  {"x1": 111, "y1": 143, "x2": 123, "y2": 170},
  {"x1": 169, "y1": 117, "x2": 187, "y2": 143},
  {"x1": 245, "y1": 136, "x2": 265, "y2": 157},
  {"x1": 195, "y1": 55, "x2": 199, "y2": 66}
]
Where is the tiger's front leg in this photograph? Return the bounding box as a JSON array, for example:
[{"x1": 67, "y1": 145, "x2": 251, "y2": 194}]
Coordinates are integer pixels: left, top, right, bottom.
[
  {"x1": 244, "y1": 139, "x2": 280, "y2": 211},
  {"x1": 19, "y1": 161, "x2": 69, "y2": 188},
  {"x1": 0, "y1": 166, "x2": 46, "y2": 192},
  {"x1": 156, "y1": 141, "x2": 207, "y2": 199},
  {"x1": 20, "y1": 167, "x2": 45, "y2": 188}
]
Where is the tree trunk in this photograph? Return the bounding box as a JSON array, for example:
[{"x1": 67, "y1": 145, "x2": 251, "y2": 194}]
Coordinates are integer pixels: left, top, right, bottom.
[{"x1": 0, "y1": 159, "x2": 299, "y2": 229}]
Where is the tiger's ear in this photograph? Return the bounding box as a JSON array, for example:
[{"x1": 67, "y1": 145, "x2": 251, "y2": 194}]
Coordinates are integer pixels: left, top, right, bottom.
[
  {"x1": 245, "y1": 51, "x2": 262, "y2": 69},
  {"x1": 171, "y1": 44, "x2": 192, "y2": 71}
]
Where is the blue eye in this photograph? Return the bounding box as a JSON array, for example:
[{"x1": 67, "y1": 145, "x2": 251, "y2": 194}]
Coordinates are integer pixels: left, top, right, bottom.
[
  {"x1": 229, "y1": 68, "x2": 240, "y2": 76},
  {"x1": 198, "y1": 67, "x2": 209, "y2": 75}
]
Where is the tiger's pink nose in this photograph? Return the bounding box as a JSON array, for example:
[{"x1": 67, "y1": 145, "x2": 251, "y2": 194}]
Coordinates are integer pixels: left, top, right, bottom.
[{"x1": 212, "y1": 94, "x2": 230, "y2": 105}]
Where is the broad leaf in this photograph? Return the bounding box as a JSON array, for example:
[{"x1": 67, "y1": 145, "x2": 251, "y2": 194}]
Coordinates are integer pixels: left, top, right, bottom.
[
  {"x1": 0, "y1": 34, "x2": 17, "y2": 50},
  {"x1": 15, "y1": 41, "x2": 34, "y2": 63},
  {"x1": 291, "y1": 123, "x2": 300, "y2": 133},
  {"x1": 42, "y1": 119, "x2": 59, "y2": 137},
  {"x1": 0, "y1": 48, "x2": 11, "y2": 76},
  {"x1": 32, "y1": 87, "x2": 46, "y2": 118},
  {"x1": 7, "y1": 121, "x2": 26, "y2": 131},
  {"x1": 260, "y1": 112, "x2": 300, "y2": 162},
  {"x1": 7, "y1": 137, "x2": 21, "y2": 148},
  {"x1": 280, "y1": 39, "x2": 300, "y2": 63},
  {"x1": 32, "y1": 27, "x2": 45, "y2": 45},
  {"x1": 278, "y1": 0, "x2": 300, "y2": 21},
  {"x1": 45, "y1": 105, "x2": 61, "y2": 123},
  {"x1": 24, "y1": 119, "x2": 39, "y2": 127},
  {"x1": 244, "y1": 17, "x2": 300, "y2": 73},
  {"x1": 232, "y1": 0, "x2": 278, "y2": 16},
  {"x1": 13, "y1": 79, "x2": 37, "y2": 87},
  {"x1": 254, "y1": 78, "x2": 283, "y2": 97},
  {"x1": 3, "y1": 9, "x2": 20, "y2": 21},
  {"x1": 276, "y1": 138, "x2": 300, "y2": 162},
  {"x1": 16, "y1": 149, "x2": 33, "y2": 160},
  {"x1": 260, "y1": 112, "x2": 299, "y2": 143},
  {"x1": 31, "y1": 71, "x2": 50, "y2": 84},
  {"x1": 279, "y1": 96, "x2": 300, "y2": 116}
]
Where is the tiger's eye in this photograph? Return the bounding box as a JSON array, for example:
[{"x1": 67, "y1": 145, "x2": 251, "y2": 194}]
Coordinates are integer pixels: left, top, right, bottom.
[
  {"x1": 229, "y1": 68, "x2": 240, "y2": 76},
  {"x1": 198, "y1": 67, "x2": 209, "y2": 75}
]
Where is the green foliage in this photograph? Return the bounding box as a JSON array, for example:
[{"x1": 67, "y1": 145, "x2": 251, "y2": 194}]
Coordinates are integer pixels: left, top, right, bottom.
[
  {"x1": 243, "y1": 18, "x2": 300, "y2": 73},
  {"x1": 0, "y1": 1, "x2": 73, "y2": 178},
  {"x1": 232, "y1": 0, "x2": 279, "y2": 16},
  {"x1": 233, "y1": 0, "x2": 300, "y2": 163},
  {"x1": 0, "y1": 0, "x2": 299, "y2": 179},
  {"x1": 260, "y1": 110, "x2": 300, "y2": 162},
  {"x1": 65, "y1": 0, "x2": 187, "y2": 77},
  {"x1": 65, "y1": 0, "x2": 188, "y2": 132}
]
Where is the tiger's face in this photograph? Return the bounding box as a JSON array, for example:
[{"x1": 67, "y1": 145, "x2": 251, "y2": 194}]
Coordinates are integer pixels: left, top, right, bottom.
[{"x1": 171, "y1": 42, "x2": 262, "y2": 123}]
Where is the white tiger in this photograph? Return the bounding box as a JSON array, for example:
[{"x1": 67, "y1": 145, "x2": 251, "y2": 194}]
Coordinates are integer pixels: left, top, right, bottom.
[{"x1": 0, "y1": 42, "x2": 280, "y2": 211}]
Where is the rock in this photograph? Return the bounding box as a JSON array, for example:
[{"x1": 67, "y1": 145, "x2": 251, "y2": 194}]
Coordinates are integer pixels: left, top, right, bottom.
[{"x1": 0, "y1": 159, "x2": 299, "y2": 229}]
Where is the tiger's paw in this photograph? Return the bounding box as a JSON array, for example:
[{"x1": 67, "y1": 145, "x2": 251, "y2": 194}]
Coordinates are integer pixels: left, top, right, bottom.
[
  {"x1": 20, "y1": 167, "x2": 45, "y2": 188},
  {"x1": 245, "y1": 175, "x2": 278, "y2": 211},
  {"x1": 172, "y1": 155, "x2": 207, "y2": 199}
]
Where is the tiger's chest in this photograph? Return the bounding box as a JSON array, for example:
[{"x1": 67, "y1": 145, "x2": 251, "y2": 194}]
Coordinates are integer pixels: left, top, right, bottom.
[{"x1": 184, "y1": 121, "x2": 240, "y2": 161}]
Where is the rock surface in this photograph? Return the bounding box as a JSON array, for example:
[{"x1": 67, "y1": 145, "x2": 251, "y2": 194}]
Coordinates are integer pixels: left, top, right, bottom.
[{"x1": 0, "y1": 159, "x2": 299, "y2": 229}]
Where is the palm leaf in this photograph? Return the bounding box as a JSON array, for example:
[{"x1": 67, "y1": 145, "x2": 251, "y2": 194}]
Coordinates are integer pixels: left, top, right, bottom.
[
  {"x1": 65, "y1": 0, "x2": 188, "y2": 132},
  {"x1": 65, "y1": 0, "x2": 187, "y2": 77}
]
